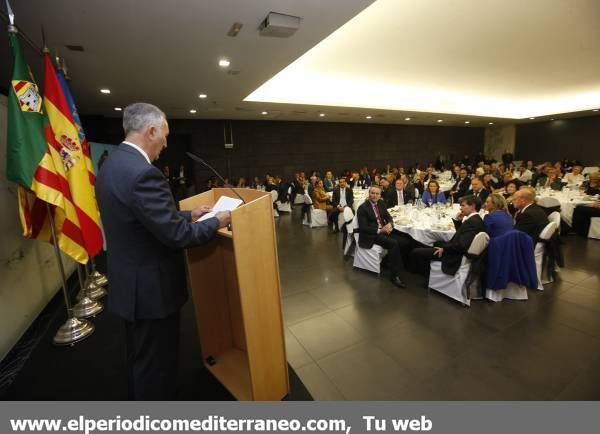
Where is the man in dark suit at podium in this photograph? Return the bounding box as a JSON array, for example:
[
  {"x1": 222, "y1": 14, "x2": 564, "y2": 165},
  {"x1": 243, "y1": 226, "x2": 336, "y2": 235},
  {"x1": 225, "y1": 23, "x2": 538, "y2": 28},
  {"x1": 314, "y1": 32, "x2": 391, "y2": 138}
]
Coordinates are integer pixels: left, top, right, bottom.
[{"x1": 96, "y1": 102, "x2": 231, "y2": 400}]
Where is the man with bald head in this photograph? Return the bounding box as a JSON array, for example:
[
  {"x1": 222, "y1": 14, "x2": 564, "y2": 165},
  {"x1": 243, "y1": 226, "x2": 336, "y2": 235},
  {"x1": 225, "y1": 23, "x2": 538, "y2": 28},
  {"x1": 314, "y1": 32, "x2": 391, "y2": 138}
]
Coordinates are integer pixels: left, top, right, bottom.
[{"x1": 512, "y1": 186, "x2": 548, "y2": 242}]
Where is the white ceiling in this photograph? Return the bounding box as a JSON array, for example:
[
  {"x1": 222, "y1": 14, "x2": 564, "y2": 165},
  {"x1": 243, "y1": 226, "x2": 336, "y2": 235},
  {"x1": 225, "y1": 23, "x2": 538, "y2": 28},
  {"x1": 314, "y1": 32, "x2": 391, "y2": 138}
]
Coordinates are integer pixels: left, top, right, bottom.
[{"x1": 1, "y1": 0, "x2": 599, "y2": 126}]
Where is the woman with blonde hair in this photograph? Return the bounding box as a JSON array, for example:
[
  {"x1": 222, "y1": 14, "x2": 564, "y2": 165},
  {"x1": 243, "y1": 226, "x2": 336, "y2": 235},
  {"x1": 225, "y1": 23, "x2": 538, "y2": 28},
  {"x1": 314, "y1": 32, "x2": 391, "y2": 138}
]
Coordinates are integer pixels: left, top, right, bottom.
[{"x1": 483, "y1": 193, "x2": 513, "y2": 238}]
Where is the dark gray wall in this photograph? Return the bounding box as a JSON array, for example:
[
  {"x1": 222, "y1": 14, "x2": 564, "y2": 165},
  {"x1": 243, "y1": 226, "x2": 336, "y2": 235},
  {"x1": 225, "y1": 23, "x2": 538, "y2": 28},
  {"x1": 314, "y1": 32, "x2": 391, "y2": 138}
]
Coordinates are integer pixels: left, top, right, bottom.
[
  {"x1": 81, "y1": 116, "x2": 484, "y2": 185},
  {"x1": 516, "y1": 115, "x2": 600, "y2": 165}
]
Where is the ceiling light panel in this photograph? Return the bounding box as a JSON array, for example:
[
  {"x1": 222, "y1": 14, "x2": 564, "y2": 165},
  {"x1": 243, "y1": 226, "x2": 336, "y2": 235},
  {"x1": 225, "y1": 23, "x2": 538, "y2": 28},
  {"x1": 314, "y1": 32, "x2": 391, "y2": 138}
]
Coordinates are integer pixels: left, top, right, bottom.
[{"x1": 245, "y1": 0, "x2": 600, "y2": 119}]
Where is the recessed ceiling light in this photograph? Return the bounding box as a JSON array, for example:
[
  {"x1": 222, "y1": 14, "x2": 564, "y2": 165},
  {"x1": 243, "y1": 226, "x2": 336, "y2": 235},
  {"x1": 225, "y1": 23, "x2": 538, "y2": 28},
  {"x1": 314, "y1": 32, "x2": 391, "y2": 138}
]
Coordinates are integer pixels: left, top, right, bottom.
[
  {"x1": 198, "y1": 93, "x2": 207, "y2": 99},
  {"x1": 261, "y1": 111, "x2": 268, "y2": 115},
  {"x1": 319, "y1": 113, "x2": 325, "y2": 117},
  {"x1": 550, "y1": 118, "x2": 555, "y2": 120},
  {"x1": 100, "y1": 88, "x2": 111, "y2": 94},
  {"x1": 114, "y1": 107, "x2": 122, "y2": 111},
  {"x1": 488, "y1": 122, "x2": 494, "y2": 125},
  {"x1": 218, "y1": 59, "x2": 230, "y2": 68},
  {"x1": 189, "y1": 109, "x2": 197, "y2": 114},
  {"x1": 464, "y1": 121, "x2": 470, "y2": 124},
  {"x1": 593, "y1": 109, "x2": 599, "y2": 112},
  {"x1": 529, "y1": 117, "x2": 535, "y2": 119},
  {"x1": 365, "y1": 115, "x2": 372, "y2": 119},
  {"x1": 437, "y1": 119, "x2": 443, "y2": 123},
  {"x1": 404, "y1": 117, "x2": 411, "y2": 121}
]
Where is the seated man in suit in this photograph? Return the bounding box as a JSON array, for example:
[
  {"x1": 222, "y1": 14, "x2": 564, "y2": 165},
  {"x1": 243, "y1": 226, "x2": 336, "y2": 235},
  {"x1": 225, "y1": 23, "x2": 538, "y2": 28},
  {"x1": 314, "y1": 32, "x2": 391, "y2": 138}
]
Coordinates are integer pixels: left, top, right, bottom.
[
  {"x1": 512, "y1": 186, "x2": 549, "y2": 242},
  {"x1": 357, "y1": 186, "x2": 410, "y2": 288},
  {"x1": 466, "y1": 177, "x2": 489, "y2": 208},
  {"x1": 535, "y1": 167, "x2": 563, "y2": 190},
  {"x1": 329, "y1": 177, "x2": 354, "y2": 232},
  {"x1": 450, "y1": 168, "x2": 471, "y2": 202},
  {"x1": 412, "y1": 195, "x2": 486, "y2": 282},
  {"x1": 385, "y1": 178, "x2": 414, "y2": 208},
  {"x1": 572, "y1": 199, "x2": 600, "y2": 237}
]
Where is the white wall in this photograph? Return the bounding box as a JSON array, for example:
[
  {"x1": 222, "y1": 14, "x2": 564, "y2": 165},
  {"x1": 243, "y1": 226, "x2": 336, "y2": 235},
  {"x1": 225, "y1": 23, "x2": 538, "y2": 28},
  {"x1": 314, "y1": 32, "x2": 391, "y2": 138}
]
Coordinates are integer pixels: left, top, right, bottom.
[
  {"x1": 0, "y1": 94, "x2": 76, "y2": 362},
  {"x1": 484, "y1": 124, "x2": 516, "y2": 161}
]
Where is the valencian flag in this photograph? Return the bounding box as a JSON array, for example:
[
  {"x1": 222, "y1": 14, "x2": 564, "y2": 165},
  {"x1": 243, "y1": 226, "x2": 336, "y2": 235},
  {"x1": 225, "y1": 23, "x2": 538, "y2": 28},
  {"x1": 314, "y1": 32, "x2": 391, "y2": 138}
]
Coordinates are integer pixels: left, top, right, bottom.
[
  {"x1": 56, "y1": 71, "x2": 97, "y2": 187},
  {"x1": 6, "y1": 31, "x2": 103, "y2": 263}
]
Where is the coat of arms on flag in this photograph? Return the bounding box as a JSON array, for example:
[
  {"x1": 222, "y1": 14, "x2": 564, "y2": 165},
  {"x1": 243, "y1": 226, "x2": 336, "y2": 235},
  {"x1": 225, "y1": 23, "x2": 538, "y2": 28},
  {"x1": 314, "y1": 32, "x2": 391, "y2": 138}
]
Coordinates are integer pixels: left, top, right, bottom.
[{"x1": 11, "y1": 79, "x2": 42, "y2": 112}]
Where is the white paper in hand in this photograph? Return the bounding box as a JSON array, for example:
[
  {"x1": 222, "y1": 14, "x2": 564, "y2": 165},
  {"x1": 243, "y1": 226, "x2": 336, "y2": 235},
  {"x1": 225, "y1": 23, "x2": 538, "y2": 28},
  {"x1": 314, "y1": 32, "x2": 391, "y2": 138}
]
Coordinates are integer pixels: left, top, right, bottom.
[{"x1": 196, "y1": 196, "x2": 243, "y2": 222}]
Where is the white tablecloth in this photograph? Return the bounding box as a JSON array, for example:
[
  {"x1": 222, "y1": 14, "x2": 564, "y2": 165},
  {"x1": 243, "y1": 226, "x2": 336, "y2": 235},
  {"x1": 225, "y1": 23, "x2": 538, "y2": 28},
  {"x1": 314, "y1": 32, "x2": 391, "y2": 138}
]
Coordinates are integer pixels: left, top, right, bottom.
[
  {"x1": 537, "y1": 188, "x2": 597, "y2": 226},
  {"x1": 388, "y1": 204, "x2": 460, "y2": 246}
]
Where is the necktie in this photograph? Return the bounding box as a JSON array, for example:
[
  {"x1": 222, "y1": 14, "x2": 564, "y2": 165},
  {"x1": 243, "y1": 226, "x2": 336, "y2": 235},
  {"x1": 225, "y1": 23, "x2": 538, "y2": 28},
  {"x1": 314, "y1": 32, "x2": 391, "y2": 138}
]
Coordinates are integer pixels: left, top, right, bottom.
[{"x1": 372, "y1": 202, "x2": 384, "y2": 226}]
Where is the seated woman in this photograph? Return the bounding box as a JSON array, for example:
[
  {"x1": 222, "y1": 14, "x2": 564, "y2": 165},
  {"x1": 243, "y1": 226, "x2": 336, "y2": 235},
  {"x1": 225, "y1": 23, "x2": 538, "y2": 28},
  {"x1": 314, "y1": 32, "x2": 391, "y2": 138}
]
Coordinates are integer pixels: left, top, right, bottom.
[
  {"x1": 483, "y1": 193, "x2": 513, "y2": 238},
  {"x1": 312, "y1": 179, "x2": 333, "y2": 213},
  {"x1": 502, "y1": 181, "x2": 518, "y2": 216},
  {"x1": 421, "y1": 180, "x2": 447, "y2": 205}
]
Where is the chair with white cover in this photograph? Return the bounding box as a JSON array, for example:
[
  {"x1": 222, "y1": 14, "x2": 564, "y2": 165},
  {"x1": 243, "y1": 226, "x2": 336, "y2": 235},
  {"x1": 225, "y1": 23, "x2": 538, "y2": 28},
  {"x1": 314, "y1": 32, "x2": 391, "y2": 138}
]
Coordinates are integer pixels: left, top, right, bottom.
[
  {"x1": 340, "y1": 207, "x2": 355, "y2": 252},
  {"x1": 428, "y1": 232, "x2": 490, "y2": 307},
  {"x1": 485, "y1": 282, "x2": 529, "y2": 302},
  {"x1": 293, "y1": 192, "x2": 305, "y2": 206},
  {"x1": 301, "y1": 193, "x2": 328, "y2": 228},
  {"x1": 582, "y1": 166, "x2": 599, "y2": 176},
  {"x1": 276, "y1": 186, "x2": 292, "y2": 213},
  {"x1": 548, "y1": 210, "x2": 561, "y2": 234},
  {"x1": 352, "y1": 231, "x2": 387, "y2": 274},
  {"x1": 589, "y1": 218, "x2": 600, "y2": 239},
  {"x1": 270, "y1": 190, "x2": 279, "y2": 217},
  {"x1": 343, "y1": 213, "x2": 357, "y2": 257},
  {"x1": 415, "y1": 188, "x2": 420, "y2": 199},
  {"x1": 534, "y1": 222, "x2": 558, "y2": 290}
]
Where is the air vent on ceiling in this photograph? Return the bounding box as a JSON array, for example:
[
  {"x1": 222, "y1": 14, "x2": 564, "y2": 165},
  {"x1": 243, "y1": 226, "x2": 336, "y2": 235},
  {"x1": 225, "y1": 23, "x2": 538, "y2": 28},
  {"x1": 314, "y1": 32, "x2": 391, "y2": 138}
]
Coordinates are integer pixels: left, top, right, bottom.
[
  {"x1": 258, "y1": 12, "x2": 302, "y2": 37},
  {"x1": 65, "y1": 45, "x2": 84, "y2": 52},
  {"x1": 227, "y1": 70, "x2": 241, "y2": 75},
  {"x1": 292, "y1": 110, "x2": 307, "y2": 114}
]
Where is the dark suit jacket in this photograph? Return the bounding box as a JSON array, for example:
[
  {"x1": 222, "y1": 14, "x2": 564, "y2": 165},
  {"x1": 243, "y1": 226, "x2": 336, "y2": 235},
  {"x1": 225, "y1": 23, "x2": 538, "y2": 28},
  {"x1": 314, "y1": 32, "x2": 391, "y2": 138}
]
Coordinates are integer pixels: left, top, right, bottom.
[
  {"x1": 384, "y1": 188, "x2": 414, "y2": 207},
  {"x1": 451, "y1": 176, "x2": 471, "y2": 198},
  {"x1": 357, "y1": 199, "x2": 394, "y2": 248},
  {"x1": 435, "y1": 214, "x2": 485, "y2": 275},
  {"x1": 535, "y1": 175, "x2": 563, "y2": 191},
  {"x1": 96, "y1": 144, "x2": 220, "y2": 322},
  {"x1": 331, "y1": 186, "x2": 354, "y2": 208},
  {"x1": 514, "y1": 203, "x2": 549, "y2": 243},
  {"x1": 466, "y1": 188, "x2": 489, "y2": 205}
]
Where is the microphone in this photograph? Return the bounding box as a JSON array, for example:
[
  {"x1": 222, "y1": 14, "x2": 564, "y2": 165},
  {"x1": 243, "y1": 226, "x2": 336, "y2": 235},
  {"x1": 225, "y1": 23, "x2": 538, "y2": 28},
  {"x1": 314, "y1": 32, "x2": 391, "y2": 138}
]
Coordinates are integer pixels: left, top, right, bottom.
[{"x1": 186, "y1": 152, "x2": 246, "y2": 205}]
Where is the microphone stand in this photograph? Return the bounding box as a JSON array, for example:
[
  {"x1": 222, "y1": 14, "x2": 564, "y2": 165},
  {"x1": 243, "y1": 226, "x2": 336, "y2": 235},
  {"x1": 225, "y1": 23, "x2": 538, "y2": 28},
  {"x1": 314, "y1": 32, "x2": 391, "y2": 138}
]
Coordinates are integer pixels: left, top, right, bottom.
[{"x1": 186, "y1": 152, "x2": 246, "y2": 205}]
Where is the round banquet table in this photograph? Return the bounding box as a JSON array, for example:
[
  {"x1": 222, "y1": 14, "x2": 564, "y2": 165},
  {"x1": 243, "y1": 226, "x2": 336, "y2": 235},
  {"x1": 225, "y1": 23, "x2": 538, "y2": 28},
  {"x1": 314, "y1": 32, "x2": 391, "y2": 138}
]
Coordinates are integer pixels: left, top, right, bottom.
[
  {"x1": 388, "y1": 204, "x2": 462, "y2": 246},
  {"x1": 536, "y1": 188, "x2": 598, "y2": 226}
]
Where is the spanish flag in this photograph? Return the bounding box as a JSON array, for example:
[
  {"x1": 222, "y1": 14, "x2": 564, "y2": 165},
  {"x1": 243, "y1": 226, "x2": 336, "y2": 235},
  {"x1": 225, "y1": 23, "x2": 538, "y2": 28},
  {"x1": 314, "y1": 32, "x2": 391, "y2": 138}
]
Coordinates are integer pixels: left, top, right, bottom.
[{"x1": 6, "y1": 31, "x2": 103, "y2": 263}]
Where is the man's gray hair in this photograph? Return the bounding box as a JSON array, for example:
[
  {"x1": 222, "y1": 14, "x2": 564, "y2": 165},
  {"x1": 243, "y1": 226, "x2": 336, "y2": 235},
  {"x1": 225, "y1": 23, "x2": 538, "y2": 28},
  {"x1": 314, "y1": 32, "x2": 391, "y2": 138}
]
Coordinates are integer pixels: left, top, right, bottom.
[{"x1": 123, "y1": 103, "x2": 166, "y2": 135}]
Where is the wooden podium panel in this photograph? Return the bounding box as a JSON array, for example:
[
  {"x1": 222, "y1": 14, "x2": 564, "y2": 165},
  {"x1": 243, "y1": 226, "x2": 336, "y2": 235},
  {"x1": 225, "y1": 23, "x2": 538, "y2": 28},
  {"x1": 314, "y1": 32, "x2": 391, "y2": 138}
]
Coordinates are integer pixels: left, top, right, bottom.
[{"x1": 180, "y1": 188, "x2": 289, "y2": 400}]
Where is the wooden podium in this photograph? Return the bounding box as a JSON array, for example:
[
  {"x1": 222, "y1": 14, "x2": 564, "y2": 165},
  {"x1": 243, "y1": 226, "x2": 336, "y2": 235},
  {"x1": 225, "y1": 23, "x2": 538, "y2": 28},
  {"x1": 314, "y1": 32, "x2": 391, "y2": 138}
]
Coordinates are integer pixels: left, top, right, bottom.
[{"x1": 179, "y1": 188, "x2": 289, "y2": 400}]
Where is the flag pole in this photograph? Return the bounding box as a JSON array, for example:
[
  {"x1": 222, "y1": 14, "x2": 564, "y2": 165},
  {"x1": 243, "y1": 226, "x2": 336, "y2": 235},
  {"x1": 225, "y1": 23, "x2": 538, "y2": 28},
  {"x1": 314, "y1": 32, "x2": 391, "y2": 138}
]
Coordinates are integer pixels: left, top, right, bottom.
[
  {"x1": 72, "y1": 263, "x2": 103, "y2": 318},
  {"x1": 46, "y1": 203, "x2": 95, "y2": 345},
  {"x1": 89, "y1": 256, "x2": 108, "y2": 287},
  {"x1": 77, "y1": 261, "x2": 106, "y2": 301}
]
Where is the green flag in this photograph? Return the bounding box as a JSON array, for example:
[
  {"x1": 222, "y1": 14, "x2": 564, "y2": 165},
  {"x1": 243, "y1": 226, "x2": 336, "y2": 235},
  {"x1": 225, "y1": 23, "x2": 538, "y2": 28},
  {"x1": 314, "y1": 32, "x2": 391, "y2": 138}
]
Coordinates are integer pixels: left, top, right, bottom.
[{"x1": 6, "y1": 31, "x2": 47, "y2": 187}]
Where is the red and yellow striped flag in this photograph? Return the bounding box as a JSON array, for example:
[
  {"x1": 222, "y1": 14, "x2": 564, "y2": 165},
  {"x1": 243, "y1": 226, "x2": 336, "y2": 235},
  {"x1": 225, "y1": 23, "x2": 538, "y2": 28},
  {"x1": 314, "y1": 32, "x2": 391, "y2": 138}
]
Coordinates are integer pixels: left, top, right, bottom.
[{"x1": 31, "y1": 53, "x2": 104, "y2": 262}]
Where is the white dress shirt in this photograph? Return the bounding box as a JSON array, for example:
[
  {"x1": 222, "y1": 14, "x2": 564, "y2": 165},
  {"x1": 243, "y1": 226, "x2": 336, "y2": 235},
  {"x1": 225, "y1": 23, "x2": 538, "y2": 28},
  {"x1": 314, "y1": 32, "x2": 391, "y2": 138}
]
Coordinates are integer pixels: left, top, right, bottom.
[
  {"x1": 122, "y1": 141, "x2": 151, "y2": 165},
  {"x1": 339, "y1": 187, "x2": 347, "y2": 208}
]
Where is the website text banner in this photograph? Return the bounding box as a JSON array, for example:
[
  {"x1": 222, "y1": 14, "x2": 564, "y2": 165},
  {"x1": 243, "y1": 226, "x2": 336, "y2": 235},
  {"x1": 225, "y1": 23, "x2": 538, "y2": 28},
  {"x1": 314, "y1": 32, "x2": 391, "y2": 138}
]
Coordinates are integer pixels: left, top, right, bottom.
[{"x1": 2, "y1": 402, "x2": 598, "y2": 434}]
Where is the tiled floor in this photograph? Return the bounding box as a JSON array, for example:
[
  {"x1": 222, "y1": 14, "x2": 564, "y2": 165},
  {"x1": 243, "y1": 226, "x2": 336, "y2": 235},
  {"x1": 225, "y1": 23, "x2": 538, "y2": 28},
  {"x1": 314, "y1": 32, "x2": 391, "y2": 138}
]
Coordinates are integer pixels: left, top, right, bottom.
[{"x1": 276, "y1": 210, "x2": 600, "y2": 400}]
